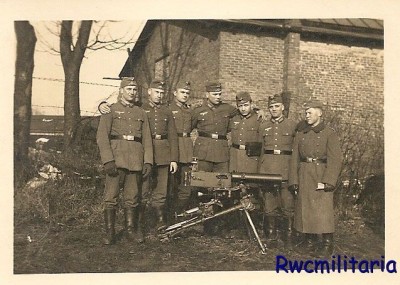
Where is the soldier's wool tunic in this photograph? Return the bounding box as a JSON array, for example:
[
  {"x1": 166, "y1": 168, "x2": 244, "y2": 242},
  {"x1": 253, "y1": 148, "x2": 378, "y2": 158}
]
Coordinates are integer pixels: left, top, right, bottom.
[
  {"x1": 289, "y1": 122, "x2": 343, "y2": 233},
  {"x1": 258, "y1": 117, "x2": 297, "y2": 180},
  {"x1": 141, "y1": 101, "x2": 179, "y2": 208},
  {"x1": 168, "y1": 101, "x2": 193, "y2": 164},
  {"x1": 97, "y1": 102, "x2": 153, "y2": 170},
  {"x1": 192, "y1": 102, "x2": 237, "y2": 163},
  {"x1": 258, "y1": 116, "x2": 297, "y2": 215},
  {"x1": 96, "y1": 101, "x2": 153, "y2": 209},
  {"x1": 142, "y1": 102, "x2": 179, "y2": 165},
  {"x1": 229, "y1": 111, "x2": 260, "y2": 173}
]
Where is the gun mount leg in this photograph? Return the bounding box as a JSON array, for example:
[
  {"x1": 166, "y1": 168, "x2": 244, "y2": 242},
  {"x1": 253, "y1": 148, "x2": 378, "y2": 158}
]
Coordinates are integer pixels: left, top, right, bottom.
[{"x1": 244, "y1": 210, "x2": 267, "y2": 254}]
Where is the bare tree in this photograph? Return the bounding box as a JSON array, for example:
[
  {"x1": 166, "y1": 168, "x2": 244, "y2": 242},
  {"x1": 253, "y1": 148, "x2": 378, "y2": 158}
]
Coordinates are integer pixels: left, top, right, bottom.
[
  {"x1": 38, "y1": 21, "x2": 137, "y2": 149},
  {"x1": 60, "y1": 21, "x2": 92, "y2": 149},
  {"x1": 14, "y1": 21, "x2": 37, "y2": 177}
]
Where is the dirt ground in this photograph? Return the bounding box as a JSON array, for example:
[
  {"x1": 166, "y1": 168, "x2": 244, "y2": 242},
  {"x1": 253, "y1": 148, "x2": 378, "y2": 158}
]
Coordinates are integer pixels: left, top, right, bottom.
[{"x1": 14, "y1": 213, "x2": 384, "y2": 274}]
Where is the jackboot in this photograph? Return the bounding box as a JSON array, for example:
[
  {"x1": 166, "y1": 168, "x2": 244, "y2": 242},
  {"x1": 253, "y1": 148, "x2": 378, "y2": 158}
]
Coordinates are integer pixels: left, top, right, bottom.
[
  {"x1": 281, "y1": 216, "x2": 294, "y2": 248},
  {"x1": 315, "y1": 233, "x2": 334, "y2": 258},
  {"x1": 124, "y1": 207, "x2": 144, "y2": 243},
  {"x1": 134, "y1": 205, "x2": 145, "y2": 243},
  {"x1": 263, "y1": 215, "x2": 279, "y2": 242},
  {"x1": 155, "y1": 206, "x2": 166, "y2": 230},
  {"x1": 297, "y1": 233, "x2": 317, "y2": 255},
  {"x1": 103, "y1": 209, "x2": 116, "y2": 245}
]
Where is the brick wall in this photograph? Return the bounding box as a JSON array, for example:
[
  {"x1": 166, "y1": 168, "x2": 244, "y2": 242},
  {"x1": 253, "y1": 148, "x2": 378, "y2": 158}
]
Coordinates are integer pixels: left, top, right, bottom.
[
  {"x1": 131, "y1": 22, "x2": 383, "y2": 125},
  {"x1": 293, "y1": 41, "x2": 384, "y2": 127},
  {"x1": 219, "y1": 31, "x2": 285, "y2": 109}
]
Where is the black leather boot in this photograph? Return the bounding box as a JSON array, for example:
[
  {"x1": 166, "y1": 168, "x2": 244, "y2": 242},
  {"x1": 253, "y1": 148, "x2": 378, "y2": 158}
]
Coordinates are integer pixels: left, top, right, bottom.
[
  {"x1": 281, "y1": 216, "x2": 294, "y2": 247},
  {"x1": 124, "y1": 207, "x2": 144, "y2": 243},
  {"x1": 263, "y1": 215, "x2": 280, "y2": 245},
  {"x1": 153, "y1": 206, "x2": 166, "y2": 233},
  {"x1": 297, "y1": 233, "x2": 317, "y2": 255},
  {"x1": 103, "y1": 209, "x2": 116, "y2": 245},
  {"x1": 134, "y1": 205, "x2": 145, "y2": 243},
  {"x1": 316, "y1": 233, "x2": 334, "y2": 258}
]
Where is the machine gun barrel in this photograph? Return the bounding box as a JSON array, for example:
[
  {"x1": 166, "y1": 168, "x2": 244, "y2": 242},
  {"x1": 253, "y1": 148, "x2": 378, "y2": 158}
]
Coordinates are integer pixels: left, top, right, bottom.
[{"x1": 231, "y1": 172, "x2": 282, "y2": 183}]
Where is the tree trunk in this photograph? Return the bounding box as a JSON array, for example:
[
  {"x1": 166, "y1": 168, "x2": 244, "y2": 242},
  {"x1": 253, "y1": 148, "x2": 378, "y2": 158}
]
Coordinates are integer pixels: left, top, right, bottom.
[
  {"x1": 14, "y1": 21, "x2": 36, "y2": 176},
  {"x1": 60, "y1": 20, "x2": 92, "y2": 150},
  {"x1": 63, "y1": 64, "x2": 81, "y2": 149}
]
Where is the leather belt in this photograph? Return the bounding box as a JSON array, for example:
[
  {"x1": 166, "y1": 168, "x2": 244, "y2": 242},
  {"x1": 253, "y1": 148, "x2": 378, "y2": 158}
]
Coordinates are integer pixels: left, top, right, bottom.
[
  {"x1": 198, "y1": 131, "x2": 227, "y2": 140},
  {"x1": 264, "y1": 150, "x2": 292, "y2": 155},
  {"x1": 152, "y1": 134, "x2": 168, "y2": 140},
  {"x1": 232, "y1": 143, "x2": 247, "y2": 150},
  {"x1": 300, "y1": 157, "x2": 327, "y2": 163},
  {"x1": 110, "y1": 135, "x2": 142, "y2": 143},
  {"x1": 177, "y1": 132, "x2": 190, "y2": 137}
]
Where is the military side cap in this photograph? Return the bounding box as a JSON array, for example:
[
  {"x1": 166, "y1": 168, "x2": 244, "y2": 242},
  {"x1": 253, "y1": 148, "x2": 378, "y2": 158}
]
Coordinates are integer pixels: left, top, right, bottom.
[
  {"x1": 206, "y1": 82, "x2": 222, "y2": 92},
  {"x1": 176, "y1": 81, "x2": 191, "y2": 90},
  {"x1": 303, "y1": 99, "x2": 324, "y2": 110},
  {"x1": 120, "y1": 77, "x2": 137, "y2": 88},
  {"x1": 268, "y1": 94, "x2": 284, "y2": 106},
  {"x1": 150, "y1": 80, "x2": 166, "y2": 90},
  {"x1": 236, "y1": 92, "x2": 252, "y2": 104}
]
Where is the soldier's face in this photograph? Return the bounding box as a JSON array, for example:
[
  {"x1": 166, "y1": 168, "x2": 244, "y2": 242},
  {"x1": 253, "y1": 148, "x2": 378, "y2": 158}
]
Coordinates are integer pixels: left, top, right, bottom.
[
  {"x1": 174, "y1": 88, "x2": 190, "y2": 104},
  {"x1": 237, "y1": 101, "x2": 251, "y2": 116},
  {"x1": 268, "y1": 103, "x2": 284, "y2": 118},
  {"x1": 305, "y1": 107, "x2": 322, "y2": 127},
  {"x1": 121, "y1": 85, "x2": 138, "y2": 102},
  {"x1": 148, "y1": 88, "x2": 165, "y2": 104},
  {"x1": 207, "y1": 91, "x2": 222, "y2": 105}
]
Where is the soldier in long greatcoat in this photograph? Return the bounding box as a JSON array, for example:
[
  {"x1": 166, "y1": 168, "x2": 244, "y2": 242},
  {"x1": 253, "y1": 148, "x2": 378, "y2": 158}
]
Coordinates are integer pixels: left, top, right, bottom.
[{"x1": 288, "y1": 99, "x2": 343, "y2": 256}]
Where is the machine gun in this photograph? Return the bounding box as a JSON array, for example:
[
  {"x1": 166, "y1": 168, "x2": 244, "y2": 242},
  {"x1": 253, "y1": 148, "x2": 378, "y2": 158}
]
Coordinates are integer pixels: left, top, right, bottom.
[{"x1": 158, "y1": 170, "x2": 282, "y2": 254}]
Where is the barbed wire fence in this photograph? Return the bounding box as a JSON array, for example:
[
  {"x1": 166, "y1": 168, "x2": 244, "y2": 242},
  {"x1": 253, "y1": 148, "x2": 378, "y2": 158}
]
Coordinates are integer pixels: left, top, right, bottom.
[{"x1": 32, "y1": 76, "x2": 121, "y2": 116}]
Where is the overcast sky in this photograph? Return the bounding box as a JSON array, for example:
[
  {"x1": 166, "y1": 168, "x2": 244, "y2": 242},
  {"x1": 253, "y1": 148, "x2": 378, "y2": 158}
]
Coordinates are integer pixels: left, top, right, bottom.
[{"x1": 31, "y1": 21, "x2": 145, "y2": 116}]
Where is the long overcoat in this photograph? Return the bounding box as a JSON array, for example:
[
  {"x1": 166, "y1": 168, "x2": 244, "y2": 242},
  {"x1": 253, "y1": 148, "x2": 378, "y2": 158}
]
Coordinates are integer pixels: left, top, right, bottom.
[{"x1": 289, "y1": 122, "x2": 343, "y2": 233}]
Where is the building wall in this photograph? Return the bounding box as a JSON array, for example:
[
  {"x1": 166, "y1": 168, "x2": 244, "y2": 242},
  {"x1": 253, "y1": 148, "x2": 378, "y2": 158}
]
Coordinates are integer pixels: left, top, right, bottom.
[
  {"x1": 131, "y1": 21, "x2": 383, "y2": 127},
  {"x1": 132, "y1": 21, "x2": 221, "y2": 104},
  {"x1": 219, "y1": 30, "x2": 285, "y2": 109},
  {"x1": 294, "y1": 40, "x2": 384, "y2": 127}
]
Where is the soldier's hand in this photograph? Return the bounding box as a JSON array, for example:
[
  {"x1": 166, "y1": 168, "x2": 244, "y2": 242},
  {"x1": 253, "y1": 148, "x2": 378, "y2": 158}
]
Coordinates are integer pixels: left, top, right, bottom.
[
  {"x1": 256, "y1": 109, "x2": 267, "y2": 122},
  {"x1": 98, "y1": 102, "x2": 112, "y2": 114},
  {"x1": 189, "y1": 100, "x2": 203, "y2": 109},
  {"x1": 288, "y1": 184, "x2": 299, "y2": 196},
  {"x1": 170, "y1": 162, "x2": 178, "y2": 174},
  {"x1": 104, "y1": 161, "x2": 118, "y2": 177},
  {"x1": 324, "y1": 183, "x2": 335, "y2": 192},
  {"x1": 142, "y1": 163, "x2": 152, "y2": 179}
]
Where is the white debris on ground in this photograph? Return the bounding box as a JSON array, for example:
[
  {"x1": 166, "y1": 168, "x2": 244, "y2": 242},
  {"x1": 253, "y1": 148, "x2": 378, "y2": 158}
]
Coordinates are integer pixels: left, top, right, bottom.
[
  {"x1": 26, "y1": 163, "x2": 64, "y2": 189},
  {"x1": 38, "y1": 164, "x2": 63, "y2": 180}
]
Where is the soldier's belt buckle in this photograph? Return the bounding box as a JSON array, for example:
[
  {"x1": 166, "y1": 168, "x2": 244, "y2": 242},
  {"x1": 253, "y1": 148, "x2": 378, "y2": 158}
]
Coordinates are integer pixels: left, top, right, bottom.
[
  {"x1": 273, "y1": 149, "x2": 281, "y2": 155},
  {"x1": 155, "y1": 134, "x2": 162, "y2": 140},
  {"x1": 182, "y1": 132, "x2": 188, "y2": 137},
  {"x1": 211, "y1": 134, "x2": 219, "y2": 139},
  {"x1": 124, "y1": 135, "x2": 135, "y2": 141},
  {"x1": 306, "y1": 157, "x2": 314, "y2": 163},
  {"x1": 239, "y1": 145, "x2": 246, "y2": 150}
]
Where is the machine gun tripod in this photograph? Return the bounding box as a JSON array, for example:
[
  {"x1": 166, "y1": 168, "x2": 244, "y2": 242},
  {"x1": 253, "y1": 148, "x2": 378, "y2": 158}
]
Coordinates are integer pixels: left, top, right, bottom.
[{"x1": 158, "y1": 170, "x2": 282, "y2": 254}]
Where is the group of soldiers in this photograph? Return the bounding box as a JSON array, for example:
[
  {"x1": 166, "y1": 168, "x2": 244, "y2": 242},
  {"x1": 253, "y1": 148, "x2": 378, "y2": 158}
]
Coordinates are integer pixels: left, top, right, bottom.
[{"x1": 96, "y1": 77, "x2": 343, "y2": 257}]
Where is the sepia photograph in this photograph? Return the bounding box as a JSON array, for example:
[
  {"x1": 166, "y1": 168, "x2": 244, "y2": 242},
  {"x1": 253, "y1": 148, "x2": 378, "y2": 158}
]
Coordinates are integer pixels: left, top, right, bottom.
[{"x1": 3, "y1": 0, "x2": 400, "y2": 284}]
